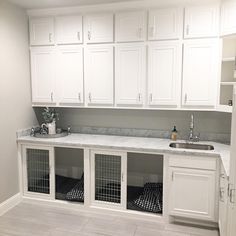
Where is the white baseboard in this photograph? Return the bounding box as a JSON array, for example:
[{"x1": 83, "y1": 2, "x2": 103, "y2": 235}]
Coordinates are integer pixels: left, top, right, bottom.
[{"x1": 0, "y1": 193, "x2": 22, "y2": 216}]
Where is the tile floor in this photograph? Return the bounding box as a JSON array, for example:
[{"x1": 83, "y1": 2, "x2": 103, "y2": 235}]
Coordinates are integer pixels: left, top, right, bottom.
[{"x1": 0, "y1": 202, "x2": 219, "y2": 236}]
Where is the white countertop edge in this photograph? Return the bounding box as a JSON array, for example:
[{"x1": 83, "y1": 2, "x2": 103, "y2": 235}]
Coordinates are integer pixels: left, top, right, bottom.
[{"x1": 17, "y1": 133, "x2": 231, "y2": 176}]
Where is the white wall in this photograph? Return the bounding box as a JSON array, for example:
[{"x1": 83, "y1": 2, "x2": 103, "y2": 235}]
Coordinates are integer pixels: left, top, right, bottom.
[{"x1": 0, "y1": 0, "x2": 38, "y2": 203}]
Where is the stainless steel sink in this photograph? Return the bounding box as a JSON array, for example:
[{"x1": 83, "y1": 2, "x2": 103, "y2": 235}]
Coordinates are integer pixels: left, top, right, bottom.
[{"x1": 169, "y1": 142, "x2": 214, "y2": 151}]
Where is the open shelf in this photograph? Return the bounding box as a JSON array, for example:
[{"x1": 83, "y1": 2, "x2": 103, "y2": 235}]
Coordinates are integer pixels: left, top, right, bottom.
[
  {"x1": 221, "y1": 82, "x2": 236, "y2": 85},
  {"x1": 219, "y1": 37, "x2": 236, "y2": 112},
  {"x1": 222, "y1": 57, "x2": 235, "y2": 62}
]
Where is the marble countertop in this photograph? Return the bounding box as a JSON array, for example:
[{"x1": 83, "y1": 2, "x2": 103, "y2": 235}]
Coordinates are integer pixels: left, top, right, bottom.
[{"x1": 17, "y1": 133, "x2": 231, "y2": 176}]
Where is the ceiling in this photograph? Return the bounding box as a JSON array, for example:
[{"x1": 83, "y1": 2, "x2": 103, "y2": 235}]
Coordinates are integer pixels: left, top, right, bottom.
[{"x1": 7, "y1": 0, "x2": 139, "y2": 9}]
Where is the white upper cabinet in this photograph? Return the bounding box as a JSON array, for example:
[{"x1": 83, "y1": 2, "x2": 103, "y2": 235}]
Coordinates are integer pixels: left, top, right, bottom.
[
  {"x1": 85, "y1": 46, "x2": 114, "y2": 105},
  {"x1": 57, "y1": 46, "x2": 84, "y2": 105},
  {"x1": 85, "y1": 13, "x2": 114, "y2": 43},
  {"x1": 182, "y1": 39, "x2": 219, "y2": 107},
  {"x1": 30, "y1": 47, "x2": 55, "y2": 104},
  {"x1": 148, "y1": 41, "x2": 181, "y2": 106},
  {"x1": 115, "y1": 11, "x2": 146, "y2": 42},
  {"x1": 30, "y1": 17, "x2": 55, "y2": 46},
  {"x1": 184, "y1": 5, "x2": 219, "y2": 38},
  {"x1": 148, "y1": 8, "x2": 182, "y2": 40},
  {"x1": 55, "y1": 15, "x2": 83, "y2": 44},
  {"x1": 221, "y1": 1, "x2": 236, "y2": 36},
  {"x1": 115, "y1": 44, "x2": 146, "y2": 106}
]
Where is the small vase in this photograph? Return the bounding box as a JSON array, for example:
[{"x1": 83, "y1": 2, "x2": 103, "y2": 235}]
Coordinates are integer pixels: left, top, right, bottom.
[{"x1": 48, "y1": 120, "x2": 56, "y2": 135}]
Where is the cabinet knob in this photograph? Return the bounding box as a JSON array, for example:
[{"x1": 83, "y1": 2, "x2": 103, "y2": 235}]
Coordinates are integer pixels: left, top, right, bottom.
[
  {"x1": 88, "y1": 93, "x2": 92, "y2": 102},
  {"x1": 78, "y1": 93, "x2": 81, "y2": 101}
]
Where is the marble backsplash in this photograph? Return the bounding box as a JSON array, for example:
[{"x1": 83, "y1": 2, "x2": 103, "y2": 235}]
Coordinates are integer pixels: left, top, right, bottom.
[{"x1": 17, "y1": 125, "x2": 231, "y2": 144}]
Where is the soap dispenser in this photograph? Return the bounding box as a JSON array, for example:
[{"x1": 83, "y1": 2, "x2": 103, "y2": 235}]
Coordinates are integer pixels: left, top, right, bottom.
[{"x1": 171, "y1": 126, "x2": 178, "y2": 141}]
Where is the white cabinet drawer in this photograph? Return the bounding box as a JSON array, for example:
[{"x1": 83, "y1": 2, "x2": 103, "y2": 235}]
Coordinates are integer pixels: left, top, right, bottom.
[{"x1": 169, "y1": 155, "x2": 217, "y2": 170}]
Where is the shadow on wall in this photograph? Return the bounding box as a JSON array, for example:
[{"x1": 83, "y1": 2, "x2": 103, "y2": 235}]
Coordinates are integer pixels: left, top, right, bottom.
[{"x1": 34, "y1": 107, "x2": 232, "y2": 143}]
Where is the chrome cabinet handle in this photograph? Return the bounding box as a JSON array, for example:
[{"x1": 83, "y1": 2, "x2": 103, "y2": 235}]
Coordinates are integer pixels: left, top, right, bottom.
[
  {"x1": 230, "y1": 188, "x2": 235, "y2": 204},
  {"x1": 184, "y1": 94, "x2": 188, "y2": 103},
  {"x1": 88, "y1": 31, "x2": 91, "y2": 40},
  {"x1": 150, "y1": 93, "x2": 153, "y2": 102},
  {"x1": 138, "y1": 93, "x2": 142, "y2": 102},
  {"x1": 49, "y1": 33, "x2": 52, "y2": 42},
  {"x1": 77, "y1": 32, "x2": 80, "y2": 41},
  {"x1": 51, "y1": 92, "x2": 53, "y2": 102},
  {"x1": 121, "y1": 173, "x2": 124, "y2": 182},
  {"x1": 78, "y1": 93, "x2": 81, "y2": 101},
  {"x1": 220, "y1": 173, "x2": 225, "y2": 179},
  {"x1": 88, "y1": 93, "x2": 92, "y2": 102},
  {"x1": 219, "y1": 188, "x2": 225, "y2": 202},
  {"x1": 186, "y1": 25, "x2": 190, "y2": 35}
]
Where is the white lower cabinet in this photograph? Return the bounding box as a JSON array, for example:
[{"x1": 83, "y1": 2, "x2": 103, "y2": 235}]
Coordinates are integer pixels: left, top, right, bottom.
[
  {"x1": 168, "y1": 155, "x2": 218, "y2": 222},
  {"x1": 90, "y1": 150, "x2": 127, "y2": 209},
  {"x1": 22, "y1": 145, "x2": 55, "y2": 199},
  {"x1": 20, "y1": 144, "x2": 220, "y2": 226},
  {"x1": 219, "y1": 163, "x2": 228, "y2": 236},
  {"x1": 57, "y1": 46, "x2": 84, "y2": 105},
  {"x1": 85, "y1": 46, "x2": 114, "y2": 105}
]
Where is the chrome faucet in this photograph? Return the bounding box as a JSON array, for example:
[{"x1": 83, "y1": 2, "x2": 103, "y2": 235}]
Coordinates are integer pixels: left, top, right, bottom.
[
  {"x1": 188, "y1": 114, "x2": 200, "y2": 142},
  {"x1": 189, "y1": 114, "x2": 194, "y2": 141}
]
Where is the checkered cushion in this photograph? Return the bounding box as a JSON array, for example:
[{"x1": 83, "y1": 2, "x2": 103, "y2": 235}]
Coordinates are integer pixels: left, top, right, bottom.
[
  {"x1": 132, "y1": 183, "x2": 163, "y2": 213},
  {"x1": 65, "y1": 174, "x2": 84, "y2": 202}
]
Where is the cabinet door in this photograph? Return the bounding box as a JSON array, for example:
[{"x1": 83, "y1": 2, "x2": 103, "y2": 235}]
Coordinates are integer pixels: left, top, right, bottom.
[
  {"x1": 22, "y1": 146, "x2": 55, "y2": 199},
  {"x1": 115, "y1": 11, "x2": 146, "y2": 42},
  {"x1": 57, "y1": 46, "x2": 84, "y2": 105},
  {"x1": 219, "y1": 163, "x2": 228, "y2": 236},
  {"x1": 30, "y1": 47, "x2": 56, "y2": 104},
  {"x1": 182, "y1": 39, "x2": 219, "y2": 107},
  {"x1": 115, "y1": 44, "x2": 146, "y2": 106},
  {"x1": 148, "y1": 41, "x2": 181, "y2": 106},
  {"x1": 85, "y1": 14, "x2": 113, "y2": 43},
  {"x1": 169, "y1": 167, "x2": 216, "y2": 221},
  {"x1": 85, "y1": 46, "x2": 114, "y2": 105},
  {"x1": 148, "y1": 8, "x2": 182, "y2": 40},
  {"x1": 221, "y1": 1, "x2": 236, "y2": 36},
  {"x1": 55, "y1": 15, "x2": 83, "y2": 44},
  {"x1": 184, "y1": 5, "x2": 219, "y2": 38},
  {"x1": 30, "y1": 17, "x2": 54, "y2": 46},
  {"x1": 90, "y1": 150, "x2": 127, "y2": 209}
]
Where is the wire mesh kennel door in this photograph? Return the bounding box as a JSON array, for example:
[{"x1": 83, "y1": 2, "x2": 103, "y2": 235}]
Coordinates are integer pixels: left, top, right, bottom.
[
  {"x1": 91, "y1": 150, "x2": 127, "y2": 208},
  {"x1": 23, "y1": 146, "x2": 54, "y2": 198}
]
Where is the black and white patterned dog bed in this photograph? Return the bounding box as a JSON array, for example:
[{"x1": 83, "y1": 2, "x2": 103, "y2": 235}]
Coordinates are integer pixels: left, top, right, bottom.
[
  {"x1": 131, "y1": 182, "x2": 163, "y2": 213},
  {"x1": 65, "y1": 174, "x2": 84, "y2": 202}
]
